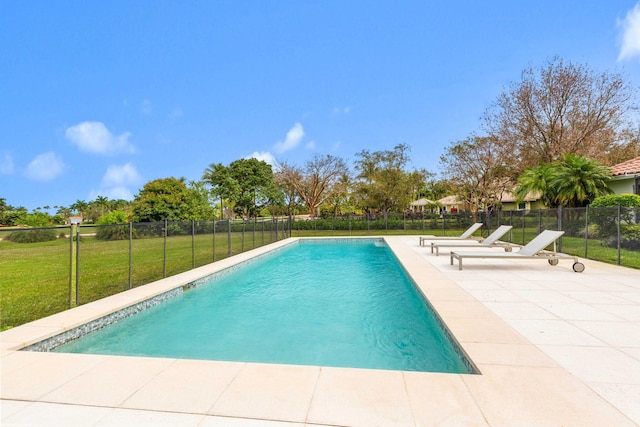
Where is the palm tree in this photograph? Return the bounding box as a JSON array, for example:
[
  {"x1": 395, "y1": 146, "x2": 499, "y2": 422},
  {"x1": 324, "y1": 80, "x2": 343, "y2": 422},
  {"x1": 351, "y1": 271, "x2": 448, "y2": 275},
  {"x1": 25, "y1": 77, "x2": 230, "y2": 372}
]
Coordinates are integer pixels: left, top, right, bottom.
[
  {"x1": 550, "y1": 154, "x2": 613, "y2": 207},
  {"x1": 514, "y1": 163, "x2": 559, "y2": 208},
  {"x1": 70, "y1": 200, "x2": 89, "y2": 218},
  {"x1": 93, "y1": 196, "x2": 110, "y2": 217}
]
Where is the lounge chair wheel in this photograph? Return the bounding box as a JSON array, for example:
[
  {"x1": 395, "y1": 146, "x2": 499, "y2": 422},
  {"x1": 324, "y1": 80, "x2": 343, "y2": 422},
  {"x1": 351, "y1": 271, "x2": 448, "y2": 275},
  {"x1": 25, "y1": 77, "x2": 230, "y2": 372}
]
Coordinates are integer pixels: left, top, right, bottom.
[
  {"x1": 573, "y1": 262, "x2": 585, "y2": 273},
  {"x1": 548, "y1": 259, "x2": 559, "y2": 266},
  {"x1": 504, "y1": 246, "x2": 512, "y2": 252}
]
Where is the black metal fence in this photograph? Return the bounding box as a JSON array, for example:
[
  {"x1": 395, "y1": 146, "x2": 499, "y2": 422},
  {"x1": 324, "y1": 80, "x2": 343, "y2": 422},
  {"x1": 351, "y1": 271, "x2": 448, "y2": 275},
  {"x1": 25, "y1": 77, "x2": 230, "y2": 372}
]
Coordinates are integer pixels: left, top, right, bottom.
[
  {"x1": 1, "y1": 207, "x2": 638, "y2": 329},
  {"x1": 0, "y1": 218, "x2": 289, "y2": 328},
  {"x1": 289, "y1": 207, "x2": 639, "y2": 268}
]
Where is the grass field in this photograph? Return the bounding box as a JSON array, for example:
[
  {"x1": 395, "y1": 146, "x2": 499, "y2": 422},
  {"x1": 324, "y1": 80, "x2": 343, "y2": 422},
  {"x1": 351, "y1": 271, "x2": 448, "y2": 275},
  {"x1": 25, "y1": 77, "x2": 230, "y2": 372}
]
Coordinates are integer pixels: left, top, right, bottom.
[
  {"x1": 1, "y1": 226, "x2": 638, "y2": 330},
  {"x1": 0, "y1": 230, "x2": 282, "y2": 330}
]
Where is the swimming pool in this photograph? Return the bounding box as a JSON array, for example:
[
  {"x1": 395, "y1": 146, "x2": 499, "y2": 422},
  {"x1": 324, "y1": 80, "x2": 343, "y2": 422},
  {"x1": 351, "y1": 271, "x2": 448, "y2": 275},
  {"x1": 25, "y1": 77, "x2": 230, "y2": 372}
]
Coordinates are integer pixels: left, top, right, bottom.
[{"x1": 51, "y1": 238, "x2": 475, "y2": 373}]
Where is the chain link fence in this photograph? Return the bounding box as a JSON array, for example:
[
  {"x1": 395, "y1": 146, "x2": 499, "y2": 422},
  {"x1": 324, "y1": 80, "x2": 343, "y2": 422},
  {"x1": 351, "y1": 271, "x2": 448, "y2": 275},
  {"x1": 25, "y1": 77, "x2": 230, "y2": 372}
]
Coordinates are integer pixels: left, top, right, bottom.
[{"x1": 1, "y1": 207, "x2": 638, "y2": 329}]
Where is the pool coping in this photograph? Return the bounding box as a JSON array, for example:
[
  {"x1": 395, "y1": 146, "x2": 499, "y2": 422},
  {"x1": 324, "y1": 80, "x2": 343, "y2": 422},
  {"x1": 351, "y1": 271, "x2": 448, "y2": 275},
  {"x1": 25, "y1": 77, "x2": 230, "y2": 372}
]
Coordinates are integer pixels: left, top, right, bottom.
[{"x1": 1, "y1": 236, "x2": 637, "y2": 426}]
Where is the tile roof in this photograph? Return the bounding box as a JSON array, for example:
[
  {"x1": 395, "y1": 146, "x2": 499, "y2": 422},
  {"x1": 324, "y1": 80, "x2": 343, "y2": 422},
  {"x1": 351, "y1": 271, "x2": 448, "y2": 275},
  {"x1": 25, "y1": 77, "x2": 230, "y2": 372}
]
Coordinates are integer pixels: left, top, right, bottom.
[{"x1": 611, "y1": 156, "x2": 640, "y2": 176}]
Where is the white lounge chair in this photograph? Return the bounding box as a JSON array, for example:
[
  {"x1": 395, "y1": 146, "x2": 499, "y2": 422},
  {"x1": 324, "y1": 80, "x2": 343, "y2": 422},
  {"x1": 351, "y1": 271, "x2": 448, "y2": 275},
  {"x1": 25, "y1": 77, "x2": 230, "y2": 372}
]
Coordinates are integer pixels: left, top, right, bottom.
[
  {"x1": 419, "y1": 223, "x2": 483, "y2": 246},
  {"x1": 430, "y1": 225, "x2": 513, "y2": 255},
  {"x1": 449, "y1": 230, "x2": 585, "y2": 272}
]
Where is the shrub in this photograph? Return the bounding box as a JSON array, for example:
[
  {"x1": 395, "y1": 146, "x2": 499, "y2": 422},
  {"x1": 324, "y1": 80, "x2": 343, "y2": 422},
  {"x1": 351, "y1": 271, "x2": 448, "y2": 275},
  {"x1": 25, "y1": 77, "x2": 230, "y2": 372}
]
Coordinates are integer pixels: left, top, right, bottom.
[
  {"x1": 7, "y1": 228, "x2": 57, "y2": 243},
  {"x1": 591, "y1": 194, "x2": 640, "y2": 208},
  {"x1": 620, "y1": 224, "x2": 640, "y2": 250},
  {"x1": 588, "y1": 195, "x2": 640, "y2": 238},
  {"x1": 95, "y1": 211, "x2": 134, "y2": 241}
]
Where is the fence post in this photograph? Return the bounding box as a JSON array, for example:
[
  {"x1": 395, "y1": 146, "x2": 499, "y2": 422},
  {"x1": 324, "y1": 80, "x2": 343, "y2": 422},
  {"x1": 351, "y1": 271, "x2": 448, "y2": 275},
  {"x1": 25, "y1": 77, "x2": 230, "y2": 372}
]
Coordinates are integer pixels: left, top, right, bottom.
[
  {"x1": 75, "y1": 223, "x2": 81, "y2": 305},
  {"x1": 163, "y1": 219, "x2": 167, "y2": 278},
  {"x1": 213, "y1": 219, "x2": 217, "y2": 262},
  {"x1": 521, "y1": 210, "x2": 525, "y2": 245},
  {"x1": 191, "y1": 220, "x2": 195, "y2": 268},
  {"x1": 558, "y1": 206, "x2": 563, "y2": 252},
  {"x1": 227, "y1": 219, "x2": 232, "y2": 257},
  {"x1": 617, "y1": 205, "x2": 621, "y2": 265},
  {"x1": 253, "y1": 217, "x2": 256, "y2": 249},
  {"x1": 69, "y1": 223, "x2": 73, "y2": 308},
  {"x1": 129, "y1": 222, "x2": 133, "y2": 289},
  {"x1": 509, "y1": 210, "x2": 513, "y2": 243},
  {"x1": 584, "y1": 206, "x2": 589, "y2": 258},
  {"x1": 538, "y1": 208, "x2": 542, "y2": 234},
  {"x1": 241, "y1": 220, "x2": 245, "y2": 252}
]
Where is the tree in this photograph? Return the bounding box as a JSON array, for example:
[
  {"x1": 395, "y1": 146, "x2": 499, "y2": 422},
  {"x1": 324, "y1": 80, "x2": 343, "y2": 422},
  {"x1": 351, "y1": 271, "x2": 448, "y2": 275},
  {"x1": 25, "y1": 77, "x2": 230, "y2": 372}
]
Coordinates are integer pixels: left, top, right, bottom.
[
  {"x1": 276, "y1": 154, "x2": 349, "y2": 219},
  {"x1": 515, "y1": 155, "x2": 612, "y2": 208},
  {"x1": 186, "y1": 180, "x2": 217, "y2": 220},
  {"x1": 202, "y1": 158, "x2": 277, "y2": 219},
  {"x1": 514, "y1": 163, "x2": 558, "y2": 207},
  {"x1": 323, "y1": 171, "x2": 353, "y2": 216},
  {"x1": 202, "y1": 163, "x2": 237, "y2": 219},
  {"x1": 70, "y1": 200, "x2": 89, "y2": 218},
  {"x1": 606, "y1": 124, "x2": 640, "y2": 165},
  {"x1": 92, "y1": 195, "x2": 110, "y2": 217},
  {"x1": 96, "y1": 211, "x2": 132, "y2": 240},
  {"x1": 440, "y1": 136, "x2": 514, "y2": 216},
  {"x1": 274, "y1": 165, "x2": 303, "y2": 216},
  {"x1": 353, "y1": 144, "x2": 427, "y2": 218},
  {"x1": 0, "y1": 203, "x2": 27, "y2": 226},
  {"x1": 229, "y1": 158, "x2": 278, "y2": 219},
  {"x1": 131, "y1": 177, "x2": 209, "y2": 222},
  {"x1": 551, "y1": 154, "x2": 612, "y2": 207},
  {"x1": 484, "y1": 57, "x2": 635, "y2": 174}
]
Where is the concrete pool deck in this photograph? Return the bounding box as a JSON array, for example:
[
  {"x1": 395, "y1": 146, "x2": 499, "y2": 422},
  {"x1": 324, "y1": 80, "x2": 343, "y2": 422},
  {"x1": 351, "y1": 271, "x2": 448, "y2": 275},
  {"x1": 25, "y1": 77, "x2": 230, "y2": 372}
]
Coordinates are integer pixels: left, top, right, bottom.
[{"x1": 1, "y1": 236, "x2": 639, "y2": 426}]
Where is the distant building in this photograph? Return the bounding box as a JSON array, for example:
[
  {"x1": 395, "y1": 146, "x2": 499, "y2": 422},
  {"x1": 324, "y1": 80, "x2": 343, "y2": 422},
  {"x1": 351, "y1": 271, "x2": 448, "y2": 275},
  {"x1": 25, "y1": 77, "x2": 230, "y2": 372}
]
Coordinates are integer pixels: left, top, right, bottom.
[
  {"x1": 437, "y1": 195, "x2": 466, "y2": 212},
  {"x1": 609, "y1": 156, "x2": 640, "y2": 195},
  {"x1": 409, "y1": 198, "x2": 438, "y2": 212},
  {"x1": 498, "y1": 191, "x2": 544, "y2": 211}
]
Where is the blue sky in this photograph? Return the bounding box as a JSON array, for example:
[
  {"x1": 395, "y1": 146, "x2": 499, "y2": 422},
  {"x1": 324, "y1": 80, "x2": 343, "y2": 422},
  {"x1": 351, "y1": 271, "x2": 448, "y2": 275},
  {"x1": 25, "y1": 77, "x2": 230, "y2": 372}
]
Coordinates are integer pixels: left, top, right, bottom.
[{"x1": 2, "y1": 1, "x2": 640, "y2": 211}]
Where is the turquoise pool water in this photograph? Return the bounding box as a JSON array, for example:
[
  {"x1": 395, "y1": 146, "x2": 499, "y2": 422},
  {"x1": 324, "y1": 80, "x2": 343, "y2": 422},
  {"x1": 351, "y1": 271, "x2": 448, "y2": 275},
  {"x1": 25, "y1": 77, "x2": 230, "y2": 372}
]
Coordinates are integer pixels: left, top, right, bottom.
[{"x1": 54, "y1": 239, "x2": 473, "y2": 373}]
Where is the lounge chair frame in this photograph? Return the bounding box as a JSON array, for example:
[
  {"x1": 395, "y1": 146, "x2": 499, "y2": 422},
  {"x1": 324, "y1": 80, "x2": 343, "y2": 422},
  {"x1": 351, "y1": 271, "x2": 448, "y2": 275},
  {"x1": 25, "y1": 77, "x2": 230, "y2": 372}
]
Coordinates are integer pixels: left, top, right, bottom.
[
  {"x1": 449, "y1": 230, "x2": 585, "y2": 272},
  {"x1": 430, "y1": 225, "x2": 513, "y2": 256},
  {"x1": 419, "y1": 223, "x2": 483, "y2": 246}
]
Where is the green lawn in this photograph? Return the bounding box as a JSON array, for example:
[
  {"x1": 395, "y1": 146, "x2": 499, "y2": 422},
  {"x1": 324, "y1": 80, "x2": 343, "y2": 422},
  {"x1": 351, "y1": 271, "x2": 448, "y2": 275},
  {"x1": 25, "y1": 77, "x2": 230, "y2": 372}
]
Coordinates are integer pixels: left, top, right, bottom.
[
  {"x1": 0, "y1": 231, "x2": 280, "y2": 330},
  {"x1": 1, "y1": 226, "x2": 637, "y2": 330}
]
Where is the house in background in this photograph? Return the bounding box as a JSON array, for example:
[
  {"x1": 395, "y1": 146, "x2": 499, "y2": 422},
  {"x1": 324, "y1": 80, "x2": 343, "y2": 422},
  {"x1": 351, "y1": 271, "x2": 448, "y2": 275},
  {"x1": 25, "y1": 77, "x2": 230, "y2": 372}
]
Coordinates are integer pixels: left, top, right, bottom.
[
  {"x1": 409, "y1": 198, "x2": 439, "y2": 213},
  {"x1": 437, "y1": 195, "x2": 466, "y2": 212},
  {"x1": 498, "y1": 191, "x2": 544, "y2": 211},
  {"x1": 609, "y1": 156, "x2": 640, "y2": 195}
]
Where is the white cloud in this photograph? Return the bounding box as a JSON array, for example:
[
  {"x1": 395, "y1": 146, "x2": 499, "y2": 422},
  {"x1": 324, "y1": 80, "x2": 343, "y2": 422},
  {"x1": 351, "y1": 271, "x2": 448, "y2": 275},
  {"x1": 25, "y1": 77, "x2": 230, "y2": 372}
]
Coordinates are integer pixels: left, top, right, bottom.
[
  {"x1": 91, "y1": 163, "x2": 144, "y2": 201},
  {"x1": 24, "y1": 152, "x2": 65, "y2": 181},
  {"x1": 101, "y1": 163, "x2": 143, "y2": 187},
  {"x1": 89, "y1": 187, "x2": 135, "y2": 201},
  {"x1": 0, "y1": 152, "x2": 14, "y2": 175},
  {"x1": 305, "y1": 140, "x2": 316, "y2": 150},
  {"x1": 65, "y1": 121, "x2": 135, "y2": 155},
  {"x1": 618, "y1": 3, "x2": 640, "y2": 61},
  {"x1": 248, "y1": 151, "x2": 277, "y2": 167},
  {"x1": 274, "y1": 122, "x2": 304, "y2": 154}
]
